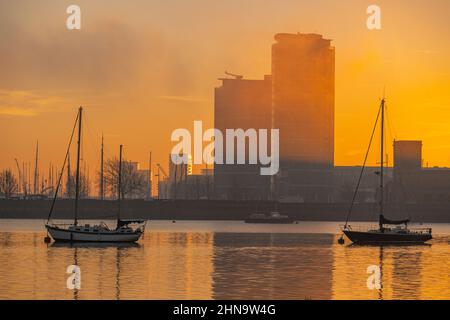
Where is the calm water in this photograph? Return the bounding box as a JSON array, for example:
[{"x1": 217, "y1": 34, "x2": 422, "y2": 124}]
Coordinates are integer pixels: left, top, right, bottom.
[{"x1": 0, "y1": 220, "x2": 449, "y2": 300}]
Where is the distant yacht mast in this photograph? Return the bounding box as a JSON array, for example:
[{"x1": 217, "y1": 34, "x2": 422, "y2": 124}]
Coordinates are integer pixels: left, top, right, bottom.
[
  {"x1": 45, "y1": 106, "x2": 145, "y2": 243},
  {"x1": 379, "y1": 98, "x2": 385, "y2": 229},
  {"x1": 34, "y1": 140, "x2": 39, "y2": 194},
  {"x1": 100, "y1": 134, "x2": 104, "y2": 200},
  {"x1": 74, "y1": 107, "x2": 83, "y2": 226}
]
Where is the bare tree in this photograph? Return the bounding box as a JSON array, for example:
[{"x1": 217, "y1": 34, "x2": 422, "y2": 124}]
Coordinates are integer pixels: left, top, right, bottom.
[
  {"x1": 0, "y1": 169, "x2": 18, "y2": 198},
  {"x1": 104, "y1": 158, "x2": 146, "y2": 199},
  {"x1": 65, "y1": 173, "x2": 90, "y2": 198}
]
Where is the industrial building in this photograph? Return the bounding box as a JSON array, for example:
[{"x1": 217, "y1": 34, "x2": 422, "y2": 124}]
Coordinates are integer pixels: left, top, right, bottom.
[
  {"x1": 391, "y1": 140, "x2": 450, "y2": 204},
  {"x1": 332, "y1": 141, "x2": 450, "y2": 205}
]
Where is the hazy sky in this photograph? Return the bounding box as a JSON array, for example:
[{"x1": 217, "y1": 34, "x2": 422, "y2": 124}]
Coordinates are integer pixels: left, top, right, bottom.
[{"x1": 1, "y1": 0, "x2": 449, "y2": 182}]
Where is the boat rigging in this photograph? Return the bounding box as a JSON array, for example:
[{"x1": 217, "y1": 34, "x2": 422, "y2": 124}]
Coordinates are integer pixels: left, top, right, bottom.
[
  {"x1": 339, "y1": 98, "x2": 432, "y2": 245},
  {"x1": 45, "y1": 107, "x2": 146, "y2": 243}
]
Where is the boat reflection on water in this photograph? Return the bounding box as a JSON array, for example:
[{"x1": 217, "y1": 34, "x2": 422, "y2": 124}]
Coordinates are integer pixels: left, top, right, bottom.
[
  {"x1": 0, "y1": 228, "x2": 449, "y2": 300},
  {"x1": 332, "y1": 234, "x2": 450, "y2": 300},
  {"x1": 347, "y1": 242, "x2": 432, "y2": 248},
  {"x1": 50, "y1": 242, "x2": 141, "y2": 249},
  {"x1": 344, "y1": 243, "x2": 431, "y2": 300},
  {"x1": 50, "y1": 240, "x2": 141, "y2": 300},
  {"x1": 244, "y1": 212, "x2": 295, "y2": 224}
]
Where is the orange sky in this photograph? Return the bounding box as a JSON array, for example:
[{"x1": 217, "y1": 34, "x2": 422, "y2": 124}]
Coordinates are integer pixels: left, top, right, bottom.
[{"x1": 1, "y1": 0, "x2": 449, "y2": 187}]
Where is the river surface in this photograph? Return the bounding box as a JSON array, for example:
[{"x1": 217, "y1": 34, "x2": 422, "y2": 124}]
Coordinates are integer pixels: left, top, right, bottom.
[{"x1": 0, "y1": 220, "x2": 448, "y2": 300}]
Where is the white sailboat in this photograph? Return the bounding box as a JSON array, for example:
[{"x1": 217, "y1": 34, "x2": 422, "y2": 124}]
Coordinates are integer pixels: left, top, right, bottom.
[{"x1": 45, "y1": 107, "x2": 146, "y2": 243}]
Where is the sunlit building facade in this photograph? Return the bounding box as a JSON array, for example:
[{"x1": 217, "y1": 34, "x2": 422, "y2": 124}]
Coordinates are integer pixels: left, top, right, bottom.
[
  {"x1": 272, "y1": 33, "x2": 335, "y2": 202},
  {"x1": 214, "y1": 75, "x2": 272, "y2": 200},
  {"x1": 213, "y1": 33, "x2": 335, "y2": 202}
]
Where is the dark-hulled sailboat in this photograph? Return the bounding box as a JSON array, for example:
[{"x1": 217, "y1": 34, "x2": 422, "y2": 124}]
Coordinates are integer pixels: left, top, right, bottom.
[
  {"x1": 45, "y1": 107, "x2": 146, "y2": 243},
  {"x1": 340, "y1": 98, "x2": 432, "y2": 244}
]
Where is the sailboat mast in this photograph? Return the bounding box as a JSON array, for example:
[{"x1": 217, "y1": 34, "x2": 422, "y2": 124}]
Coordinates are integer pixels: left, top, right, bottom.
[
  {"x1": 34, "y1": 140, "x2": 39, "y2": 194},
  {"x1": 148, "y1": 151, "x2": 152, "y2": 199},
  {"x1": 118, "y1": 144, "x2": 123, "y2": 221},
  {"x1": 100, "y1": 134, "x2": 104, "y2": 200},
  {"x1": 67, "y1": 153, "x2": 71, "y2": 197},
  {"x1": 157, "y1": 165, "x2": 160, "y2": 200},
  {"x1": 379, "y1": 99, "x2": 385, "y2": 219},
  {"x1": 74, "y1": 107, "x2": 83, "y2": 226}
]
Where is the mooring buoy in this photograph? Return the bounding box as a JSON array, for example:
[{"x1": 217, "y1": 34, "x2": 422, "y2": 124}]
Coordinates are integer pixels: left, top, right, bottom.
[
  {"x1": 337, "y1": 236, "x2": 345, "y2": 245},
  {"x1": 44, "y1": 236, "x2": 51, "y2": 243}
]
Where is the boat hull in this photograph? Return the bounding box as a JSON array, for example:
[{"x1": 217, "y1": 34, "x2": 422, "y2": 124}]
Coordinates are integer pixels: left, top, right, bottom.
[
  {"x1": 46, "y1": 225, "x2": 142, "y2": 243},
  {"x1": 343, "y1": 230, "x2": 432, "y2": 244}
]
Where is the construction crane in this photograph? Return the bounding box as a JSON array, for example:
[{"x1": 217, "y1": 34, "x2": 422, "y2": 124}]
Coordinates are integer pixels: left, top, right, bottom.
[
  {"x1": 225, "y1": 71, "x2": 243, "y2": 80},
  {"x1": 148, "y1": 151, "x2": 152, "y2": 199},
  {"x1": 155, "y1": 163, "x2": 168, "y2": 200},
  {"x1": 156, "y1": 163, "x2": 168, "y2": 179}
]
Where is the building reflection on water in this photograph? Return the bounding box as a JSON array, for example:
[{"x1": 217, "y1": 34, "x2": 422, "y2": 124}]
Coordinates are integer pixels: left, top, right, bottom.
[
  {"x1": 0, "y1": 231, "x2": 448, "y2": 299},
  {"x1": 211, "y1": 233, "x2": 334, "y2": 299}
]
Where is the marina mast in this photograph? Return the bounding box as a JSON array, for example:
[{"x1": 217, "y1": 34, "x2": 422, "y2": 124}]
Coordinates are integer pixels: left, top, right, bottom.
[{"x1": 74, "y1": 107, "x2": 83, "y2": 226}]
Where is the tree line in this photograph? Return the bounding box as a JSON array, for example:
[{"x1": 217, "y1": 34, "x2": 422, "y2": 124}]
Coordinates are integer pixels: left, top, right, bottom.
[{"x1": 0, "y1": 157, "x2": 149, "y2": 199}]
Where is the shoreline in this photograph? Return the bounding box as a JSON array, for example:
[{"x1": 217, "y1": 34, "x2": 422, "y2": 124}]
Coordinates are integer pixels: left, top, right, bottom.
[{"x1": 0, "y1": 199, "x2": 449, "y2": 223}]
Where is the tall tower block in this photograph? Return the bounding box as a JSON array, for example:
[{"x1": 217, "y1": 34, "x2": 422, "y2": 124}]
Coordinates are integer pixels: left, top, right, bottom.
[{"x1": 272, "y1": 33, "x2": 335, "y2": 201}]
